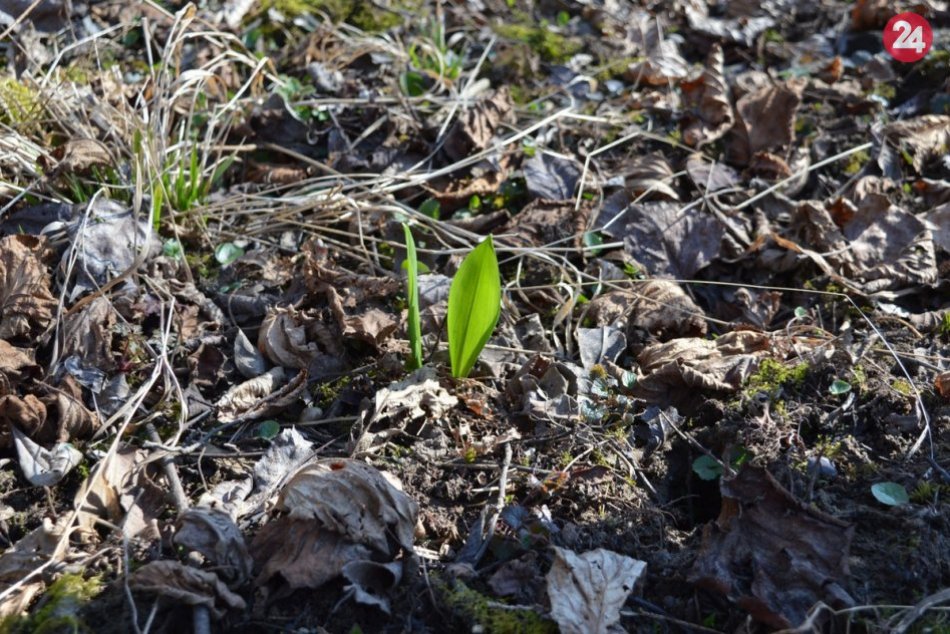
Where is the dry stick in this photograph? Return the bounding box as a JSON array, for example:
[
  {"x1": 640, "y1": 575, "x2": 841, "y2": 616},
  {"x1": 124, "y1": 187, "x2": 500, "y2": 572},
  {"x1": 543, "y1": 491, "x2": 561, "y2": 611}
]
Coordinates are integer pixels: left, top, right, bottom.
[
  {"x1": 472, "y1": 441, "x2": 513, "y2": 565},
  {"x1": 892, "y1": 587, "x2": 950, "y2": 633}
]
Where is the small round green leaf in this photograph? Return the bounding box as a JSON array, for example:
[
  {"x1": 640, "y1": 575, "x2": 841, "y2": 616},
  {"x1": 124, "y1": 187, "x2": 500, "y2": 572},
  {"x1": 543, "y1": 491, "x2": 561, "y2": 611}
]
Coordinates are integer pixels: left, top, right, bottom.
[
  {"x1": 257, "y1": 420, "x2": 281, "y2": 440},
  {"x1": 215, "y1": 242, "x2": 244, "y2": 266},
  {"x1": 692, "y1": 455, "x2": 723, "y2": 481},
  {"x1": 163, "y1": 239, "x2": 183, "y2": 259},
  {"x1": 871, "y1": 481, "x2": 909, "y2": 506},
  {"x1": 794, "y1": 306, "x2": 807, "y2": 319},
  {"x1": 829, "y1": 379, "x2": 851, "y2": 395}
]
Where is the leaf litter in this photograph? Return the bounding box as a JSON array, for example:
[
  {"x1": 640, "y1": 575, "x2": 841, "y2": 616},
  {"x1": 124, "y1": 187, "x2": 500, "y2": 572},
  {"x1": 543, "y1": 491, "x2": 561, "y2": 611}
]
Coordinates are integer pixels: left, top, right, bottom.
[{"x1": 0, "y1": 0, "x2": 948, "y2": 632}]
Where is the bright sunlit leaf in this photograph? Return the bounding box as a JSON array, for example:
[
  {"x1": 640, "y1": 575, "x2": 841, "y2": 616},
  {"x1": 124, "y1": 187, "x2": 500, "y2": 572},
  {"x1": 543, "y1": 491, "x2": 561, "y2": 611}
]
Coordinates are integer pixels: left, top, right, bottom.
[{"x1": 447, "y1": 236, "x2": 501, "y2": 378}]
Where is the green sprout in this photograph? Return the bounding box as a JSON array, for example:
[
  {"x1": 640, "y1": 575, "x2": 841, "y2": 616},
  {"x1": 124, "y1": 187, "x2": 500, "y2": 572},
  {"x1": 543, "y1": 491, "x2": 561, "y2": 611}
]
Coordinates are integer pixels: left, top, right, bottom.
[
  {"x1": 402, "y1": 223, "x2": 423, "y2": 370},
  {"x1": 447, "y1": 236, "x2": 501, "y2": 378}
]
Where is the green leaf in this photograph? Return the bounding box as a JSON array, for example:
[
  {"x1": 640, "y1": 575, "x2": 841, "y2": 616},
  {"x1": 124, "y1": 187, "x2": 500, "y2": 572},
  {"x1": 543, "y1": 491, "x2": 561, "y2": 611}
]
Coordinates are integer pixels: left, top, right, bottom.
[
  {"x1": 400, "y1": 71, "x2": 425, "y2": 97},
  {"x1": 447, "y1": 236, "x2": 501, "y2": 378},
  {"x1": 403, "y1": 224, "x2": 423, "y2": 370},
  {"x1": 692, "y1": 455, "x2": 722, "y2": 481},
  {"x1": 215, "y1": 242, "x2": 244, "y2": 266},
  {"x1": 162, "y1": 239, "x2": 182, "y2": 259},
  {"x1": 582, "y1": 231, "x2": 604, "y2": 256},
  {"x1": 871, "y1": 481, "x2": 909, "y2": 506},
  {"x1": 256, "y1": 420, "x2": 281, "y2": 440},
  {"x1": 419, "y1": 198, "x2": 441, "y2": 219},
  {"x1": 794, "y1": 306, "x2": 807, "y2": 319},
  {"x1": 829, "y1": 379, "x2": 851, "y2": 395}
]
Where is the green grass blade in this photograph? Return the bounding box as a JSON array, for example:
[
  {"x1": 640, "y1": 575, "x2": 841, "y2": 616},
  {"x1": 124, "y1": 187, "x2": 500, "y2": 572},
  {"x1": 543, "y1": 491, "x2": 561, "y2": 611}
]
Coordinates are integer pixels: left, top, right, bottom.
[
  {"x1": 403, "y1": 224, "x2": 423, "y2": 370},
  {"x1": 447, "y1": 236, "x2": 501, "y2": 378}
]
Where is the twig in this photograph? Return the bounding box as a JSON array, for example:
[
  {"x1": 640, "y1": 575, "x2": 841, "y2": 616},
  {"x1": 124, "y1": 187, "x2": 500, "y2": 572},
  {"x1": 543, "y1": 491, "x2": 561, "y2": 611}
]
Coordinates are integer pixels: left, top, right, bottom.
[{"x1": 473, "y1": 441, "x2": 513, "y2": 565}]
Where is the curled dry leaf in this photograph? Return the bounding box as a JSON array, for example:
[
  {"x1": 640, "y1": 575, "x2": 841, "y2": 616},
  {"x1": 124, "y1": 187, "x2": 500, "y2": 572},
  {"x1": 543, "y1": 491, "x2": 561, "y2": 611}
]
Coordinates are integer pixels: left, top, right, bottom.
[
  {"x1": 234, "y1": 328, "x2": 268, "y2": 379},
  {"x1": 442, "y1": 87, "x2": 513, "y2": 162},
  {"x1": 935, "y1": 372, "x2": 950, "y2": 400},
  {"x1": 546, "y1": 547, "x2": 647, "y2": 634},
  {"x1": 689, "y1": 466, "x2": 855, "y2": 629},
  {"x1": 364, "y1": 367, "x2": 458, "y2": 428},
  {"x1": 62, "y1": 296, "x2": 116, "y2": 371},
  {"x1": 523, "y1": 152, "x2": 582, "y2": 201},
  {"x1": 576, "y1": 327, "x2": 626, "y2": 370},
  {"x1": 277, "y1": 458, "x2": 418, "y2": 556},
  {"x1": 683, "y1": 0, "x2": 775, "y2": 46},
  {"x1": 341, "y1": 560, "x2": 403, "y2": 615},
  {"x1": 686, "y1": 154, "x2": 739, "y2": 194},
  {"x1": 633, "y1": 330, "x2": 772, "y2": 410},
  {"x1": 498, "y1": 199, "x2": 592, "y2": 250},
  {"x1": 884, "y1": 115, "x2": 950, "y2": 174},
  {"x1": 174, "y1": 508, "x2": 253, "y2": 584},
  {"x1": 258, "y1": 307, "x2": 320, "y2": 369},
  {"x1": 625, "y1": 15, "x2": 688, "y2": 85},
  {"x1": 0, "y1": 339, "x2": 37, "y2": 384},
  {"x1": 129, "y1": 560, "x2": 246, "y2": 619},
  {"x1": 215, "y1": 367, "x2": 307, "y2": 424},
  {"x1": 622, "y1": 152, "x2": 679, "y2": 200},
  {"x1": 11, "y1": 426, "x2": 83, "y2": 487},
  {"x1": 681, "y1": 44, "x2": 734, "y2": 148},
  {"x1": 622, "y1": 202, "x2": 725, "y2": 279},
  {"x1": 0, "y1": 234, "x2": 56, "y2": 341},
  {"x1": 0, "y1": 394, "x2": 46, "y2": 448},
  {"x1": 49, "y1": 138, "x2": 112, "y2": 174},
  {"x1": 627, "y1": 279, "x2": 708, "y2": 342}
]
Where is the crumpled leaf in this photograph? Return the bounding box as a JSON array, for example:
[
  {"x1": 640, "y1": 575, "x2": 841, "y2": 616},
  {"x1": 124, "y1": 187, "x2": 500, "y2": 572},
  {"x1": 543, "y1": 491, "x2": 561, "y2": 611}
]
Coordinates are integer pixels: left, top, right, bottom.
[
  {"x1": 524, "y1": 152, "x2": 582, "y2": 201},
  {"x1": 49, "y1": 138, "x2": 112, "y2": 174},
  {"x1": 625, "y1": 16, "x2": 688, "y2": 85},
  {"x1": 258, "y1": 307, "x2": 320, "y2": 369},
  {"x1": 252, "y1": 518, "x2": 372, "y2": 595},
  {"x1": 53, "y1": 199, "x2": 158, "y2": 302},
  {"x1": 576, "y1": 327, "x2": 626, "y2": 370},
  {"x1": 0, "y1": 517, "x2": 69, "y2": 618},
  {"x1": 633, "y1": 331, "x2": 771, "y2": 410},
  {"x1": 498, "y1": 199, "x2": 591, "y2": 250},
  {"x1": 731, "y1": 80, "x2": 804, "y2": 165},
  {"x1": 233, "y1": 327, "x2": 268, "y2": 379},
  {"x1": 0, "y1": 339, "x2": 37, "y2": 384},
  {"x1": 174, "y1": 508, "x2": 253, "y2": 584},
  {"x1": 129, "y1": 561, "x2": 246, "y2": 619},
  {"x1": 689, "y1": 466, "x2": 855, "y2": 629},
  {"x1": 199, "y1": 428, "x2": 315, "y2": 520},
  {"x1": 443, "y1": 87, "x2": 512, "y2": 162},
  {"x1": 341, "y1": 560, "x2": 403, "y2": 615},
  {"x1": 61, "y1": 296, "x2": 116, "y2": 371},
  {"x1": 681, "y1": 44, "x2": 734, "y2": 147},
  {"x1": 11, "y1": 426, "x2": 82, "y2": 487},
  {"x1": 0, "y1": 234, "x2": 56, "y2": 341},
  {"x1": 363, "y1": 367, "x2": 458, "y2": 427},
  {"x1": 935, "y1": 371, "x2": 950, "y2": 400},
  {"x1": 620, "y1": 153, "x2": 679, "y2": 201},
  {"x1": 215, "y1": 367, "x2": 307, "y2": 424},
  {"x1": 0, "y1": 394, "x2": 46, "y2": 448},
  {"x1": 884, "y1": 115, "x2": 950, "y2": 174},
  {"x1": 684, "y1": 0, "x2": 775, "y2": 46},
  {"x1": 74, "y1": 446, "x2": 165, "y2": 539},
  {"x1": 0, "y1": 379, "x2": 99, "y2": 449},
  {"x1": 277, "y1": 458, "x2": 418, "y2": 556},
  {"x1": 546, "y1": 547, "x2": 647, "y2": 634},
  {"x1": 621, "y1": 202, "x2": 724, "y2": 279}
]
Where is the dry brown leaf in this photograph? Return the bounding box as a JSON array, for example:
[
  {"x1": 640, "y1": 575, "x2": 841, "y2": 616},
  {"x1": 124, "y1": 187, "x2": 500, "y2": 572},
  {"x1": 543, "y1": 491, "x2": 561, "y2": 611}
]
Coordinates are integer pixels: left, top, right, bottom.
[
  {"x1": 62, "y1": 296, "x2": 116, "y2": 371},
  {"x1": 74, "y1": 447, "x2": 165, "y2": 539},
  {"x1": 884, "y1": 115, "x2": 950, "y2": 174},
  {"x1": 817, "y1": 56, "x2": 843, "y2": 84},
  {"x1": 258, "y1": 307, "x2": 320, "y2": 369},
  {"x1": 747, "y1": 151, "x2": 792, "y2": 180},
  {"x1": 731, "y1": 81, "x2": 803, "y2": 165},
  {"x1": 623, "y1": 152, "x2": 680, "y2": 200},
  {"x1": 935, "y1": 372, "x2": 950, "y2": 400},
  {"x1": 0, "y1": 339, "x2": 37, "y2": 384},
  {"x1": 216, "y1": 367, "x2": 307, "y2": 423},
  {"x1": 621, "y1": 202, "x2": 725, "y2": 279},
  {"x1": 0, "y1": 394, "x2": 47, "y2": 448},
  {"x1": 851, "y1": 0, "x2": 892, "y2": 30},
  {"x1": 252, "y1": 518, "x2": 372, "y2": 594},
  {"x1": 690, "y1": 466, "x2": 855, "y2": 629},
  {"x1": 0, "y1": 234, "x2": 56, "y2": 341},
  {"x1": 632, "y1": 331, "x2": 771, "y2": 410},
  {"x1": 129, "y1": 560, "x2": 246, "y2": 619},
  {"x1": 174, "y1": 508, "x2": 253, "y2": 584},
  {"x1": 498, "y1": 199, "x2": 592, "y2": 250},
  {"x1": 624, "y1": 15, "x2": 688, "y2": 86},
  {"x1": 686, "y1": 154, "x2": 739, "y2": 194},
  {"x1": 442, "y1": 87, "x2": 513, "y2": 162},
  {"x1": 363, "y1": 368, "x2": 459, "y2": 428},
  {"x1": 681, "y1": 44, "x2": 734, "y2": 148},
  {"x1": 627, "y1": 280, "x2": 708, "y2": 342},
  {"x1": 49, "y1": 138, "x2": 112, "y2": 174},
  {"x1": 278, "y1": 458, "x2": 418, "y2": 556}
]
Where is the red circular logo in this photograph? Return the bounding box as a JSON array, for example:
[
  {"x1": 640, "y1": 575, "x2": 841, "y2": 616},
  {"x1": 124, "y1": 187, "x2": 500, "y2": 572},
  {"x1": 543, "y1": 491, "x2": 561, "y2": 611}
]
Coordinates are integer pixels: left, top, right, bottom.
[{"x1": 883, "y1": 12, "x2": 933, "y2": 62}]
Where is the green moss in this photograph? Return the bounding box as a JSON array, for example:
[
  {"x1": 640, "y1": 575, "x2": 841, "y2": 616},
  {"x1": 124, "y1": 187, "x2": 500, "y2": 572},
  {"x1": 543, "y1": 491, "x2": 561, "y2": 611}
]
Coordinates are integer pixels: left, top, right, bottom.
[
  {"x1": 259, "y1": 0, "x2": 407, "y2": 32},
  {"x1": 494, "y1": 16, "x2": 582, "y2": 63},
  {"x1": 433, "y1": 574, "x2": 557, "y2": 634},
  {"x1": 0, "y1": 574, "x2": 102, "y2": 634},
  {"x1": 843, "y1": 149, "x2": 870, "y2": 176},
  {"x1": 745, "y1": 358, "x2": 809, "y2": 398},
  {"x1": 0, "y1": 78, "x2": 41, "y2": 126},
  {"x1": 891, "y1": 378, "x2": 914, "y2": 396}
]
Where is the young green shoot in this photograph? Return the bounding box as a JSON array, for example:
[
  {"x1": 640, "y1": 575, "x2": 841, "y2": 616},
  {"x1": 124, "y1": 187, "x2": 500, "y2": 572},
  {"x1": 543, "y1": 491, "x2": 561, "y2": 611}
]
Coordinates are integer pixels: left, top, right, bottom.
[
  {"x1": 403, "y1": 223, "x2": 423, "y2": 370},
  {"x1": 447, "y1": 236, "x2": 501, "y2": 378}
]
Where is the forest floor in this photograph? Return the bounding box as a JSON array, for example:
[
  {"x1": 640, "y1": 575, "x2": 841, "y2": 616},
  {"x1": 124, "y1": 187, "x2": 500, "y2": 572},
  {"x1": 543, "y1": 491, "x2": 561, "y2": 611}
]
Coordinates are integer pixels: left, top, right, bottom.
[{"x1": 0, "y1": 0, "x2": 949, "y2": 632}]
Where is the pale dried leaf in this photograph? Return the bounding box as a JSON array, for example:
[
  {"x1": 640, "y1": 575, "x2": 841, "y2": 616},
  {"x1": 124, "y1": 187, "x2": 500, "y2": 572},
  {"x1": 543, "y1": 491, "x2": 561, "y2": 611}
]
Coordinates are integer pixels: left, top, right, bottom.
[
  {"x1": 546, "y1": 547, "x2": 647, "y2": 634},
  {"x1": 234, "y1": 328, "x2": 268, "y2": 379},
  {"x1": 885, "y1": 115, "x2": 950, "y2": 174},
  {"x1": 216, "y1": 366, "x2": 298, "y2": 423},
  {"x1": 0, "y1": 517, "x2": 69, "y2": 618},
  {"x1": 732, "y1": 81, "x2": 803, "y2": 164},
  {"x1": 443, "y1": 87, "x2": 513, "y2": 162},
  {"x1": 278, "y1": 458, "x2": 418, "y2": 556},
  {"x1": 0, "y1": 234, "x2": 56, "y2": 341},
  {"x1": 129, "y1": 560, "x2": 246, "y2": 619},
  {"x1": 62, "y1": 296, "x2": 116, "y2": 371},
  {"x1": 576, "y1": 327, "x2": 626, "y2": 370},
  {"x1": 365, "y1": 367, "x2": 458, "y2": 426},
  {"x1": 74, "y1": 447, "x2": 164, "y2": 539},
  {"x1": 11, "y1": 426, "x2": 82, "y2": 487},
  {"x1": 622, "y1": 153, "x2": 679, "y2": 200},
  {"x1": 51, "y1": 138, "x2": 112, "y2": 173},
  {"x1": 0, "y1": 339, "x2": 37, "y2": 382},
  {"x1": 622, "y1": 202, "x2": 724, "y2": 279},
  {"x1": 524, "y1": 152, "x2": 582, "y2": 200}
]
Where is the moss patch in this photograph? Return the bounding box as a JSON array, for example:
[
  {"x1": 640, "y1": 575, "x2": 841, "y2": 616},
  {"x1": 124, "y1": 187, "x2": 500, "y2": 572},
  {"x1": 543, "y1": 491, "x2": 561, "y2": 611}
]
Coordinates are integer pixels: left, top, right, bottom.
[
  {"x1": 433, "y1": 574, "x2": 557, "y2": 634},
  {"x1": 0, "y1": 574, "x2": 102, "y2": 634},
  {"x1": 494, "y1": 15, "x2": 582, "y2": 63},
  {"x1": 260, "y1": 0, "x2": 411, "y2": 31},
  {"x1": 745, "y1": 358, "x2": 809, "y2": 397}
]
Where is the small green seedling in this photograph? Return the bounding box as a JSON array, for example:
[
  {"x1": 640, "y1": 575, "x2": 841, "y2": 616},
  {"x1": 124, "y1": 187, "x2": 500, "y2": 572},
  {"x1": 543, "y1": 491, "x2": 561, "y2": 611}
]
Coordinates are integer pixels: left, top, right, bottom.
[
  {"x1": 447, "y1": 236, "x2": 501, "y2": 378},
  {"x1": 402, "y1": 224, "x2": 423, "y2": 370},
  {"x1": 871, "y1": 481, "x2": 909, "y2": 506}
]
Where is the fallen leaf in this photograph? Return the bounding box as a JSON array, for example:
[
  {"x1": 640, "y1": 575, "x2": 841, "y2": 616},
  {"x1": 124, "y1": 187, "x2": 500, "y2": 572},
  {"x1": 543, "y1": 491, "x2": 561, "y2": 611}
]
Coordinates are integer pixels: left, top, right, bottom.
[
  {"x1": 174, "y1": 508, "x2": 253, "y2": 584},
  {"x1": 129, "y1": 560, "x2": 246, "y2": 619},
  {"x1": 686, "y1": 154, "x2": 739, "y2": 194},
  {"x1": 215, "y1": 367, "x2": 307, "y2": 424},
  {"x1": 935, "y1": 372, "x2": 950, "y2": 399},
  {"x1": 681, "y1": 44, "x2": 734, "y2": 147},
  {"x1": 0, "y1": 517, "x2": 70, "y2": 618},
  {"x1": 684, "y1": 0, "x2": 775, "y2": 46},
  {"x1": 885, "y1": 115, "x2": 950, "y2": 174},
  {"x1": 49, "y1": 138, "x2": 112, "y2": 174},
  {"x1": 625, "y1": 16, "x2": 688, "y2": 85},
  {"x1": 340, "y1": 560, "x2": 403, "y2": 615},
  {"x1": 576, "y1": 327, "x2": 626, "y2": 370},
  {"x1": 621, "y1": 202, "x2": 725, "y2": 279},
  {"x1": 689, "y1": 466, "x2": 855, "y2": 629},
  {"x1": 234, "y1": 328, "x2": 268, "y2": 379},
  {"x1": 363, "y1": 367, "x2": 458, "y2": 428},
  {"x1": 0, "y1": 234, "x2": 56, "y2": 341},
  {"x1": 11, "y1": 426, "x2": 82, "y2": 487},
  {"x1": 277, "y1": 458, "x2": 418, "y2": 556},
  {"x1": 258, "y1": 307, "x2": 320, "y2": 369},
  {"x1": 442, "y1": 87, "x2": 513, "y2": 162},
  {"x1": 546, "y1": 547, "x2": 647, "y2": 634},
  {"x1": 61, "y1": 296, "x2": 116, "y2": 371},
  {"x1": 731, "y1": 81, "x2": 803, "y2": 165},
  {"x1": 524, "y1": 152, "x2": 582, "y2": 201}
]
